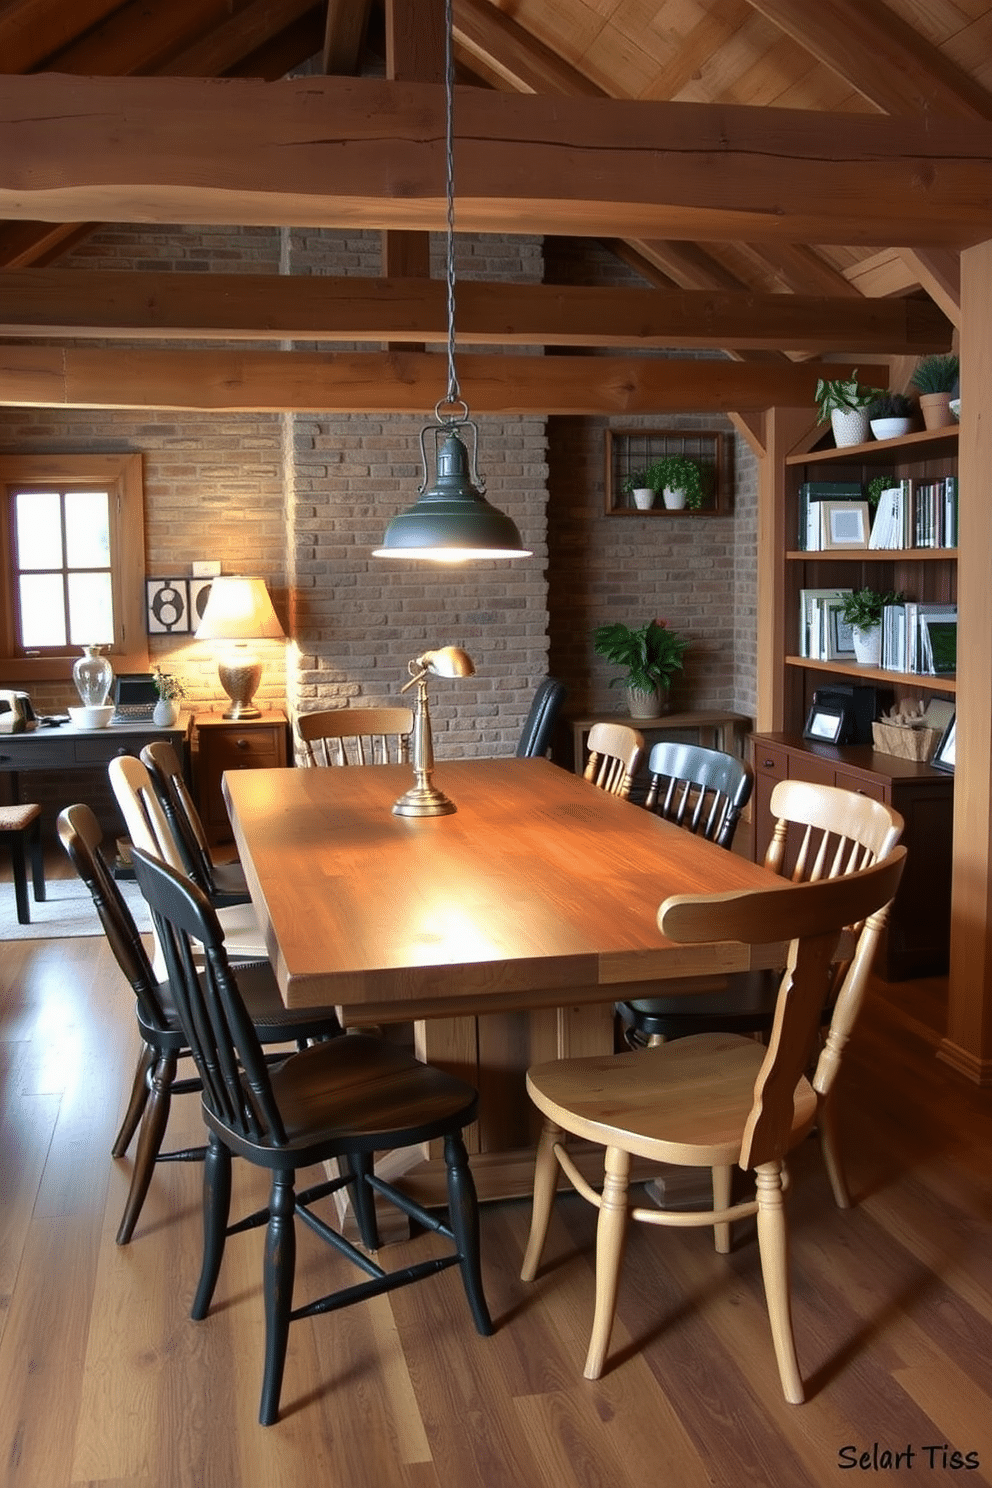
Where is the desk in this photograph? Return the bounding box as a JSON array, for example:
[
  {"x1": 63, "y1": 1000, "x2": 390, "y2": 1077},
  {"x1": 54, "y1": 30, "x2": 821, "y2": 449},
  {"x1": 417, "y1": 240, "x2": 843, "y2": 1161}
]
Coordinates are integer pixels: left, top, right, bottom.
[
  {"x1": 0, "y1": 717, "x2": 190, "y2": 801},
  {"x1": 570, "y1": 710, "x2": 751, "y2": 774},
  {"x1": 224, "y1": 757, "x2": 778, "y2": 1204}
]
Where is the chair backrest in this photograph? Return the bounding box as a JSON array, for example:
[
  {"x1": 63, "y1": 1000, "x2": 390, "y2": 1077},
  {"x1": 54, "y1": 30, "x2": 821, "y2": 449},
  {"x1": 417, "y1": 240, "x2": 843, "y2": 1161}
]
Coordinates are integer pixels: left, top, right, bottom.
[
  {"x1": 765, "y1": 778, "x2": 904, "y2": 890},
  {"x1": 56, "y1": 803, "x2": 169, "y2": 1033},
  {"x1": 515, "y1": 677, "x2": 566, "y2": 759},
  {"x1": 141, "y1": 739, "x2": 218, "y2": 896},
  {"x1": 583, "y1": 722, "x2": 645, "y2": 799},
  {"x1": 130, "y1": 845, "x2": 287, "y2": 1148},
  {"x1": 296, "y1": 707, "x2": 414, "y2": 767},
  {"x1": 644, "y1": 740, "x2": 754, "y2": 849},
  {"x1": 658, "y1": 846, "x2": 906, "y2": 1171},
  {"x1": 108, "y1": 754, "x2": 188, "y2": 872}
]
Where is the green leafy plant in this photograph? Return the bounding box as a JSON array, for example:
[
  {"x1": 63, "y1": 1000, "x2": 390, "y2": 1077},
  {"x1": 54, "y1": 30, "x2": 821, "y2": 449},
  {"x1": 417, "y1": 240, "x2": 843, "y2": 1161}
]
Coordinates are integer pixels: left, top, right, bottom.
[
  {"x1": 866, "y1": 474, "x2": 894, "y2": 511},
  {"x1": 153, "y1": 667, "x2": 186, "y2": 701},
  {"x1": 814, "y1": 370, "x2": 884, "y2": 423},
  {"x1": 620, "y1": 469, "x2": 655, "y2": 496},
  {"x1": 593, "y1": 618, "x2": 688, "y2": 691},
  {"x1": 838, "y1": 587, "x2": 903, "y2": 631},
  {"x1": 909, "y1": 354, "x2": 959, "y2": 395},
  {"x1": 646, "y1": 453, "x2": 705, "y2": 510},
  {"x1": 866, "y1": 392, "x2": 913, "y2": 420}
]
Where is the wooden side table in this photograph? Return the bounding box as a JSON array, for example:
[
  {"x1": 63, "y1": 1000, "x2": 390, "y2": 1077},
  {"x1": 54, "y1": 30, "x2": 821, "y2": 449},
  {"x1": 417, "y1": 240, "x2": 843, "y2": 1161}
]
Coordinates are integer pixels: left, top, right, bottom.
[{"x1": 194, "y1": 710, "x2": 289, "y2": 844}]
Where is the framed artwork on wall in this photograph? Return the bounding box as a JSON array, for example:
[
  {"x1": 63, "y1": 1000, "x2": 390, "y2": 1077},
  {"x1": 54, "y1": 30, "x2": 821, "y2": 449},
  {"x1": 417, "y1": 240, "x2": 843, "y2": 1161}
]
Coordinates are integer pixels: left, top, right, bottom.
[{"x1": 145, "y1": 578, "x2": 191, "y2": 634}]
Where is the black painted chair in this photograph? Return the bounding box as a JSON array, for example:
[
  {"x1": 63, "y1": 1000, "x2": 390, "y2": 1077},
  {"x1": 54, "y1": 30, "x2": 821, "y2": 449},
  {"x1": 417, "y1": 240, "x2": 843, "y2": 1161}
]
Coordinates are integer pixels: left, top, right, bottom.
[
  {"x1": 0, "y1": 802, "x2": 45, "y2": 923},
  {"x1": 642, "y1": 739, "x2": 753, "y2": 849},
  {"x1": 130, "y1": 843, "x2": 494, "y2": 1426},
  {"x1": 141, "y1": 739, "x2": 250, "y2": 907},
  {"x1": 57, "y1": 803, "x2": 343, "y2": 1245},
  {"x1": 515, "y1": 677, "x2": 566, "y2": 759}
]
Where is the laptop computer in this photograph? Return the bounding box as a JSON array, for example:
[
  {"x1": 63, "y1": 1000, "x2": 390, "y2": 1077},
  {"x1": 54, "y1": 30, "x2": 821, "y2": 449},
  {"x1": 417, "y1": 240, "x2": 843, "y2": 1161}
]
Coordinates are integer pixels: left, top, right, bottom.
[{"x1": 110, "y1": 673, "x2": 160, "y2": 724}]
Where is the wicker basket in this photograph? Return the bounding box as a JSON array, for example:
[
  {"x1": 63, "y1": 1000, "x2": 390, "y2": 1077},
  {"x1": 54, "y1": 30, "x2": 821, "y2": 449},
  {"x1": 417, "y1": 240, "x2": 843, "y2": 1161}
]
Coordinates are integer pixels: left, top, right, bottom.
[{"x1": 871, "y1": 721, "x2": 940, "y2": 761}]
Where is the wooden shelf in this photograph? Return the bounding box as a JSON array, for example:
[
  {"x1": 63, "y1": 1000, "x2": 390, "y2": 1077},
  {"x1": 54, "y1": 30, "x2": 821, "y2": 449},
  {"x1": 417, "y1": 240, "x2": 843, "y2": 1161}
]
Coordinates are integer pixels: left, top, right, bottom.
[
  {"x1": 785, "y1": 426, "x2": 959, "y2": 467},
  {"x1": 786, "y1": 548, "x2": 957, "y2": 562},
  {"x1": 785, "y1": 655, "x2": 956, "y2": 694}
]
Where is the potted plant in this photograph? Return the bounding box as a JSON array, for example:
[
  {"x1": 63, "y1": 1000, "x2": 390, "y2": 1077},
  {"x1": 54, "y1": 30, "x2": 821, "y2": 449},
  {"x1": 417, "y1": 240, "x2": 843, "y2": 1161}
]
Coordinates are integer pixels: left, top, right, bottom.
[
  {"x1": 910, "y1": 354, "x2": 960, "y2": 430},
  {"x1": 838, "y1": 587, "x2": 902, "y2": 667},
  {"x1": 866, "y1": 391, "x2": 914, "y2": 441},
  {"x1": 152, "y1": 667, "x2": 186, "y2": 726},
  {"x1": 646, "y1": 453, "x2": 705, "y2": 511},
  {"x1": 814, "y1": 369, "x2": 884, "y2": 448},
  {"x1": 621, "y1": 469, "x2": 656, "y2": 511},
  {"x1": 593, "y1": 617, "x2": 688, "y2": 717}
]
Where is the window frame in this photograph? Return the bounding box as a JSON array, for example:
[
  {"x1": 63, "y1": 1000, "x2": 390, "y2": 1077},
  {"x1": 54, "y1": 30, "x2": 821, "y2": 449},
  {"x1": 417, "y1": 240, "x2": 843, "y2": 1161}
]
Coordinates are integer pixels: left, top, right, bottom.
[{"x1": 0, "y1": 453, "x2": 149, "y2": 683}]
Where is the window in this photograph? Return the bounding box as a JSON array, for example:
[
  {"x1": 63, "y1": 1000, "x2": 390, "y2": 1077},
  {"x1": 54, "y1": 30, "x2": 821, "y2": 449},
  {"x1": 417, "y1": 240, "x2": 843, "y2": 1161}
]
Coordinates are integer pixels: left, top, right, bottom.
[{"x1": 1, "y1": 454, "x2": 148, "y2": 683}]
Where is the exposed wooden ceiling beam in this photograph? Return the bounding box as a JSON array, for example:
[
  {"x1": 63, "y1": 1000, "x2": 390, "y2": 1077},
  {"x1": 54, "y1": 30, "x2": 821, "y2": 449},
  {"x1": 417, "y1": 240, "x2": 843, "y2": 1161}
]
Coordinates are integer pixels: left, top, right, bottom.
[
  {"x1": 0, "y1": 345, "x2": 879, "y2": 414},
  {"x1": 2, "y1": 75, "x2": 989, "y2": 247},
  {"x1": 452, "y1": 0, "x2": 607, "y2": 97},
  {"x1": 0, "y1": 0, "x2": 122, "y2": 73},
  {"x1": 0, "y1": 270, "x2": 952, "y2": 353},
  {"x1": 324, "y1": 0, "x2": 373, "y2": 74},
  {"x1": 898, "y1": 250, "x2": 961, "y2": 327},
  {"x1": 745, "y1": 0, "x2": 992, "y2": 120},
  {"x1": 165, "y1": 0, "x2": 322, "y2": 77}
]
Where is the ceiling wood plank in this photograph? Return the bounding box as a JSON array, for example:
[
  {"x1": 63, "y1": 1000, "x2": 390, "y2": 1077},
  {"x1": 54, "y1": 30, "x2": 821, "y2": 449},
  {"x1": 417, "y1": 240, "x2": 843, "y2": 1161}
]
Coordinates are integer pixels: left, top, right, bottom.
[
  {"x1": 735, "y1": 242, "x2": 860, "y2": 298},
  {"x1": 3, "y1": 75, "x2": 987, "y2": 247},
  {"x1": 0, "y1": 270, "x2": 952, "y2": 353},
  {"x1": 452, "y1": 0, "x2": 607, "y2": 97},
  {"x1": 0, "y1": 0, "x2": 123, "y2": 74},
  {"x1": 323, "y1": 0, "x2": 373, "y2": 74},
  {"x1": 166, "y1": 0, "x2": 323, "y2": 78},
  {"x1": 0, "y1": 344, "x2": 878, "y2": 414},
  {"x1": 745, "y1": 0, "x2": 992, "y2": 120},
  {"x1": 898, "y1": 249, "x2": 961, "y2": 326}
]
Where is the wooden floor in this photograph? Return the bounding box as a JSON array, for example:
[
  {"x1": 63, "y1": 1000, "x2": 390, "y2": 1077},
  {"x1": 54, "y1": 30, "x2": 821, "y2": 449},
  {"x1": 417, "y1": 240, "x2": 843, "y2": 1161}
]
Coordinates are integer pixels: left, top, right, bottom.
[{"x1": 2, "y1": 879, "x2": 991, "y2": 1486}]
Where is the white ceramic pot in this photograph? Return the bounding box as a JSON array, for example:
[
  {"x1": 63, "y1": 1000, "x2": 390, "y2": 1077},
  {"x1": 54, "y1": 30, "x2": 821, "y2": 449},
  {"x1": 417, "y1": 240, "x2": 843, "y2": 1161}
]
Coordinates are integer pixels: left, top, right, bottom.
[
  {"x1": 153, "y1": 698, "x2": 181, "y2": 727},
  {"x1": 852, "y1": 624, "x2": 882, "y2": 667},
  {"x1": 870, "y1": 417, "x2": 913, "y2": 441},
  {"x1": 632, "y1": 487, "x2": 655, "y2": 510},
  {"x1": 830, "y1": 408, "x2": 871, "y2": 447},
  {"x1": 661, "y1": 487, "x2": 687, "y2": 511}
]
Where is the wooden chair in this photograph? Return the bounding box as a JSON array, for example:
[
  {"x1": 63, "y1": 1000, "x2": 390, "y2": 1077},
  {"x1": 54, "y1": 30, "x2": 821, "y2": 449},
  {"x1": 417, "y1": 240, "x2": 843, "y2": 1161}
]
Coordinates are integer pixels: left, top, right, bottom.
[
  {"x1": 296, "y1": 707, "x2": 413, "y2": 767},
  {"x1": 141, "y1": 739, "x2": 250, "y2": 907},
  {"x1": 129, "y1": 843, "x2": 494, "y2": 1425},
  {"x1": 108, "y1": 754, "x2": 268, "y2": 968},
  {"x1": 642, "y1": 739, "x2": 753, "y2": 849},
  {"x1": 520, "y1": 847, "x2": 906, "y2": 1403},
  {"x1": 0, "y1": 801, "x2": 45, "y2": 923},
  {"x1": 56, "y1": 804, "x2": 343, "y2": 1245},
  {"x1": 616, "y1": 781, "x2": 904, "y2": 1207},
  {"x1": 583, "y1": 721, "x2": 645, "y2": 799},
  {"x1": 515, "y1": 677, "x2": 566, "y2": 759}
]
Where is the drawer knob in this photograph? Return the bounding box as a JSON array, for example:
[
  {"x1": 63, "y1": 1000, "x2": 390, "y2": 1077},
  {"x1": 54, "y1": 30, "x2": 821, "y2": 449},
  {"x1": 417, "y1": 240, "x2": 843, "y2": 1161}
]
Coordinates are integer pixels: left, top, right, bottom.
[
  {"x1": 762, "y1": 758, "x2": 776, "y2": 768},
  {"x1": 234, "y1": 737, "x2": 250, "y2": 750}
]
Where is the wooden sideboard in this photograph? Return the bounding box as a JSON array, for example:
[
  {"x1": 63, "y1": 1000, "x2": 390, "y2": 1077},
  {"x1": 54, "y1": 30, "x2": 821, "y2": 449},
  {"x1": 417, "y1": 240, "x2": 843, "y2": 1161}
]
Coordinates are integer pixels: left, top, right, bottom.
[{"x1": 194, "y1": 710, "x2": 289, "y2": 844}]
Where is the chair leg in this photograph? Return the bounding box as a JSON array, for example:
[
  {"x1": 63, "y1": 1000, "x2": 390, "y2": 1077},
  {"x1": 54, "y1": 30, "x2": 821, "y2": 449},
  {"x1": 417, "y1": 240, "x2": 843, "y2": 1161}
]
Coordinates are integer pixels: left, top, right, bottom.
[
  {"x1": 191, "y1": 1133, "x2": 232, "y2": 1322},
  {"x1": 115, "y1": 1050, "x2": 177, "y2": 1245},
  {"x1": 112, "y1": 1042, "x2": 155, "y2": 1158},
  {"x1": 259, "y1": 1169, "x2": 297, "y2": 1427},
  {"x1": 341, "y1": 1151, "x2": 380, "y2": 1251},
  {"x1": 10, "y1": 831, "x2": 30, "y2": 924},
  {"x1": 520, "y1": 1118, "x2": 563, "y2": 1282},
  {"x1": 754, "y1": 1162, "x2": 804, "y2": 1405},
  {"x1": 443, "y1": 1131, "x2": 493, "y2": 1336},
  {"x1": 29, "y1": 815, "x2": 45, "y2": 903},
  {"x1": 817, "y1": 1093, "x2": 852, "y2": 1209},
  {"x1": 584, "y1": 1144, "x2": 631, "y2": 1380},
  {"x1": 712, "y1": 1164, "x2": 733, "y2": 1254}
]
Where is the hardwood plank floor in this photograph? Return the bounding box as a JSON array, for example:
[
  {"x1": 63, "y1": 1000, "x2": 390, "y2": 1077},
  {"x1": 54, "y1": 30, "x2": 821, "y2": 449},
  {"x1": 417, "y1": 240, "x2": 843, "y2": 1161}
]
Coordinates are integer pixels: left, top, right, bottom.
[{"x1": 1, "y1": 902, "x2": 990, "y2": 1487}]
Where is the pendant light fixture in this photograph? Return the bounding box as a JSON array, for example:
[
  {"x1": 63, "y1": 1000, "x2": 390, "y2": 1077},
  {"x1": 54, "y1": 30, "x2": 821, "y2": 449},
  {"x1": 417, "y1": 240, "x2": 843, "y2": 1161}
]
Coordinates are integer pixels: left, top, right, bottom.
[{"x1": 373, "y1": 0, "x2": 531, "y2": 563}]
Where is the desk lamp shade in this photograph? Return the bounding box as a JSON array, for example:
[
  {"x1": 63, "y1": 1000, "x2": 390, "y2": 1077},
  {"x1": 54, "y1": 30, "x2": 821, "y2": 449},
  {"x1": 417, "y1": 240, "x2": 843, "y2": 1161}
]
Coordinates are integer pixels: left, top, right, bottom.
[{"x1": 194, "y1": 575, "x2": 284, "y2": 720}]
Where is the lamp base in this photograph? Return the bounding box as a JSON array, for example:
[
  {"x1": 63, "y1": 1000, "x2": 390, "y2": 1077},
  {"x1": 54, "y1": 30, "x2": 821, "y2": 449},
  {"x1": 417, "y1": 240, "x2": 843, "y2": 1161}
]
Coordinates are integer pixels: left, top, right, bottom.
[
  {"x1": 217, "y1": 655, "x2": 262, "y2": 720},
  {"x1": 392, "y1": 783, "x2": 457, "y2": 817}
]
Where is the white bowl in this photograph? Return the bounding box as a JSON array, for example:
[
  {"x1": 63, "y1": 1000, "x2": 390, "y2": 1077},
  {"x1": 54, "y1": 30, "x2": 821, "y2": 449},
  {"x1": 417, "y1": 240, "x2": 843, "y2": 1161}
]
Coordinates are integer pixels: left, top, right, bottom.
[{"x1": 68, "y1": 704, "x2": 114, "y2": 729}]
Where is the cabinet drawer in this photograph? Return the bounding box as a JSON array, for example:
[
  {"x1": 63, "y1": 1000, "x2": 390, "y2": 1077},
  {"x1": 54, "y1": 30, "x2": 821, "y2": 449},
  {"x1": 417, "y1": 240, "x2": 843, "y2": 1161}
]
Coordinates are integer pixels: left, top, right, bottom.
[
  {"x1": 752, "y1": 740, "x2": 790, "y2": 780},
  {"x1": 205, "y1": 728, "x2": 281, "y2": 767},
  {"x1": 833, "y1": 768, "x2": 886, "y2": 803}
]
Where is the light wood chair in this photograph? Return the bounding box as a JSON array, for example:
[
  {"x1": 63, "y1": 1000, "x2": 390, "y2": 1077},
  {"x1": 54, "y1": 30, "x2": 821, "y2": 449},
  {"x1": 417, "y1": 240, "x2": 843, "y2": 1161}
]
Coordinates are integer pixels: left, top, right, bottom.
[
  {"x1": 583, "y1": 721, "x2": 645, "y2": 799},
  {"x1": 521, "y1": 846, "x2": 907, "y2": 1404},
  {"x1": 615, "y1": 781, "x2": 904, "y2": 1210},
  {"x1": 296, "y1": 707, "x2": 413, "y2": 767},
  {"x1": 643, "y1": 739, "x2": 753, "y2": 849}
]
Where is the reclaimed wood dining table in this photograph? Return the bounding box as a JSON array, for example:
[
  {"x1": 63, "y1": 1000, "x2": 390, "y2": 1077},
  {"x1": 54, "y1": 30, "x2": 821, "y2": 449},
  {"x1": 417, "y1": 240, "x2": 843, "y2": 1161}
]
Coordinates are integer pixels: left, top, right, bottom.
[{"x1": 223, "y1": 756, "x2": 781, "y2": 1206}]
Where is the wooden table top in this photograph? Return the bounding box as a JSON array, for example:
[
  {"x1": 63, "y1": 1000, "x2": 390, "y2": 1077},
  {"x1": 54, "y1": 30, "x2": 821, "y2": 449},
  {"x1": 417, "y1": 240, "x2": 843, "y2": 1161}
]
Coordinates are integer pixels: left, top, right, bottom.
[{"x1": 224, "y1": 757, "x2": 780, "y2": 1020}]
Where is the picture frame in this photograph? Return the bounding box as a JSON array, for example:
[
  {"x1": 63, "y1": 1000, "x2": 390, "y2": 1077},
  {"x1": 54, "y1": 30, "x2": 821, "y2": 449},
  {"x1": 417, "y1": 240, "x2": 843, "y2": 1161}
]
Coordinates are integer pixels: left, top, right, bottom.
[
  {"x1": 189, "y1": 577, "x2": 214, "y2": 629},
  {"x1": 803, "y1": 702, "x2": 847, "y2": 745},
  {"x1": 145, "y1": 577, "x2": 191, "y2": 634},
  {"x1": 823, "y1": 597, "x2": 856, "y2": 661},
  {"x1": 931, "y1": 713, "x2": 956, "y2": 773},
  {"x1": 819, "y1": 499, "x2": 870, "y2": 551}
]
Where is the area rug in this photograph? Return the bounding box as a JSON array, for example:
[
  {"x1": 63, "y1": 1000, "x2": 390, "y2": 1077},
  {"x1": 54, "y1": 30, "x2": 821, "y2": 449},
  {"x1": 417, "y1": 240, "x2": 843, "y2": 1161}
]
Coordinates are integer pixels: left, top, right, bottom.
[{"x1": 0, "y1": 876, "x2": 152, "y2": 940}]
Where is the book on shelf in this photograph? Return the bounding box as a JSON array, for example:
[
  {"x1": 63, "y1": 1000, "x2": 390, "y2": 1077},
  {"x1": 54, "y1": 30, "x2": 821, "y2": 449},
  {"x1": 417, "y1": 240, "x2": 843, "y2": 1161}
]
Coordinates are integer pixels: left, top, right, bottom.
[
  {"x1": 867, "y1": 477, "x2": 958, "y2": 551},
  {"x1": 882, "y1": 601, "x2": 957, "y2": 674},
  {"x1": 799, "y1": 587, "x2": 853, "y2": 659},
  {"x1": 798, "y1": 482, "x2": 863, "y2": 551}
]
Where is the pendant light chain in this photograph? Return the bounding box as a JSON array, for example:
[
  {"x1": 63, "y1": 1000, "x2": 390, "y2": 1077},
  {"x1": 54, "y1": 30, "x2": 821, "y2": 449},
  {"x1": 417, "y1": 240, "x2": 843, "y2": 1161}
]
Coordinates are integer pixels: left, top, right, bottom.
[{"x1": 443, "y1": 0, "x2": 461, "y2": 412}]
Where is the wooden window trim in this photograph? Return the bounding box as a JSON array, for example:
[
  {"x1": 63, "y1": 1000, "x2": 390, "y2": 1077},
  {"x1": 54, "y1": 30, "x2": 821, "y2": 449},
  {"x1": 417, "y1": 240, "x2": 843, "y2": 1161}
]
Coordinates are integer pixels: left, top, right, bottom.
[{"x1": 0, "y1": 452, "x2": 149, "y2": 683}]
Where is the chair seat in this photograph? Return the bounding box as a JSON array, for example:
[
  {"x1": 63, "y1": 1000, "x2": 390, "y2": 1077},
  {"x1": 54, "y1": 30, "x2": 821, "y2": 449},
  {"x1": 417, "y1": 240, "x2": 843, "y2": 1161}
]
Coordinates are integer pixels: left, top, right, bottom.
[
  {"x1": 141, "y1": 960, "x2": 341, "y2": 1047},
  {"x1": 526, "y1": 1033, "x2": 818, "y2": 1168},
  {"x1": 616, "y1": 969, "x2": 780, "y2": 1041},
  {"x1": 0, "y1": 803, "x2": 41, "y2": 831},
  {"x1": 218, "y1": 1034, "x2": 479, "y2": 1168}
]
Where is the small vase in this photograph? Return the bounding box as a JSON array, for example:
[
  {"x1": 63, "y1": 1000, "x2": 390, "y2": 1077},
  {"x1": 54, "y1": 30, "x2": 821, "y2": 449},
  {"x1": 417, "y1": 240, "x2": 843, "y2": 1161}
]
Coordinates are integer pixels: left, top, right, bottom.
[
  {"x1": 73, "y1": 643, "x2": 114, "y2": 707},
  {"x1": 632, "y1": 488, "x2": 655, "y2": 510},
  {"x1": 626, "y1": 685, "x2": 669, "y2": 719},
  {"x1": 153, "y1": 697, "x2": 181, "y2": 727},
  {"x1": 662, "y1": 487, "x2": 687, "y2": 511},
  {"x1": 852, "y1": 625, "x2": 882, "y2": 667},
  {"x1": 830, "y1": 408, "x2": 871, "y2": 447}
]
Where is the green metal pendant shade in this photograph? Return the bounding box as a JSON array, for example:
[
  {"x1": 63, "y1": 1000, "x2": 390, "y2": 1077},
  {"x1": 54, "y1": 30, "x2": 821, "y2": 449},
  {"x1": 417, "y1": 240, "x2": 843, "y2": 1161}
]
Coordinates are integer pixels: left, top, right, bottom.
[{"x1": 373, "y1": 431, "x2": 531, "y2": 562}]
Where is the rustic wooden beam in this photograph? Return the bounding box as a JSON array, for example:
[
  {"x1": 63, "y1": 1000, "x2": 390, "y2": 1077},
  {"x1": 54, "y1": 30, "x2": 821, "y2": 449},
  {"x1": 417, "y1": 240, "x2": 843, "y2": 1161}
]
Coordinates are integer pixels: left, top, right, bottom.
[
  {"x1": 323, "y1": 0, "x2": 372, "y2": 74},
  {"x1": 452, "y1": 0, "x2": 607, "y2": 98},
  {"x1": 1, "y1": 74, "x2": 990, "y2": 247},
  {"x1": 0, "y1": 344, "x2": 882, "y2": 414},
  {"x1": 0, "y1": 270, "x2": 953, "y2": 353}
]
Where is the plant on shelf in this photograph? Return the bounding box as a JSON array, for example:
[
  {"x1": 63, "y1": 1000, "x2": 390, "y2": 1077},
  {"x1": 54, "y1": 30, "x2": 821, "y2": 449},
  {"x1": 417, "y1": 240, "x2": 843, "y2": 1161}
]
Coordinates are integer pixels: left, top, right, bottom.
[
  {"x1": 593, "y1": 617, "x2": 688, "y2": 692},
  {"x1": 866, "y1": 392, "x2": 913, "y2": 420},
  {"x1": 866, "y1": 474, "x2": 894, "y2": 511},
  {"x1": 621, "y1": 469, "x2": 655, "y2": 496},
  {"x1": 646, "y1": 453, "x2": 705, "y2": 510},
  {"x1": 910, "y1": 354, "x2": 959, "y2": 395},
  {"x1": 838, "y1": 587, "x2": 903, "y2": 630},
  {"x1": 814, "y1": 369, "x2": 885, "y2": 448}
]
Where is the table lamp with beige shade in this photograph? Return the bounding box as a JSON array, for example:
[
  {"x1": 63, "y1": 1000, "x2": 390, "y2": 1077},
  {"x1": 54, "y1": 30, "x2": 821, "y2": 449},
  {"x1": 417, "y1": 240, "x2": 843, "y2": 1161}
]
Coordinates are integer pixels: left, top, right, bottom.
[{"x1": 194, "y1": 575, "x2": 285, "y2": 720}]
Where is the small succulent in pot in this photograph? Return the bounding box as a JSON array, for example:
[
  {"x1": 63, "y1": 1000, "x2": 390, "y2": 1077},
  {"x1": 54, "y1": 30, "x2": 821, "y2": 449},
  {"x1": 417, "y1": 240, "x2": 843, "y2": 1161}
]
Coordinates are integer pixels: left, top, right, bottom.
[
  {"x1": 838, "y1": 587, "x2": 903, "y2": 630},
  {"x1": 866, "y1": 392, "x2": 914, "y2": 421},
  {"x1": 909, "y1": 354, "x2": 959, "y2": 395}
]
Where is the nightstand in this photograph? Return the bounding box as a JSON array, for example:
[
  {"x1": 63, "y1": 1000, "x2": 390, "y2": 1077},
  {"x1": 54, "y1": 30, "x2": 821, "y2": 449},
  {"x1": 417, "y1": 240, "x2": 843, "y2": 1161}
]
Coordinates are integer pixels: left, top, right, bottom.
[{"x1": 194, "y1": 710, "x2": 289, "y2": 844}]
